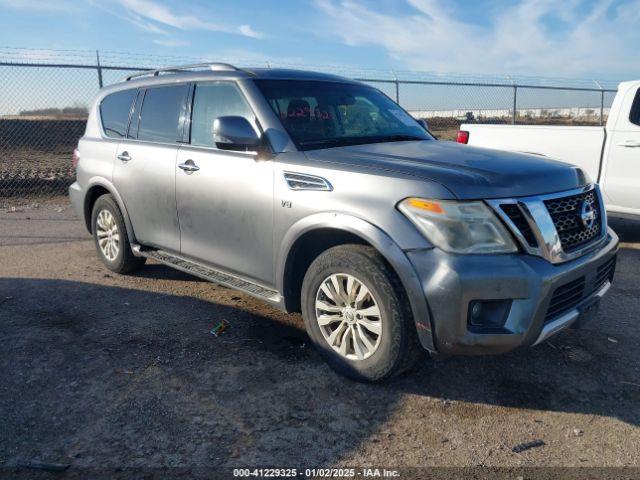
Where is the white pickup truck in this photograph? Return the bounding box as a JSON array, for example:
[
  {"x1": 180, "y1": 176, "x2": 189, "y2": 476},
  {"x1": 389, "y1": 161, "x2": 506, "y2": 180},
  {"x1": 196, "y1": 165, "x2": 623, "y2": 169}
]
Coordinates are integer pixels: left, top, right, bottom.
[{"x1": 458, "y1": 80, "x2": 640, "y2": 219}]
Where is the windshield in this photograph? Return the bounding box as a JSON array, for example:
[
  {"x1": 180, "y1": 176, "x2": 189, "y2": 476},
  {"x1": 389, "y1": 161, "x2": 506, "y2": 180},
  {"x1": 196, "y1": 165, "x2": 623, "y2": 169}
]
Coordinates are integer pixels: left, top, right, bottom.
[{"x1": 254, "y1": 79, "x2": 432, "y2": 150}]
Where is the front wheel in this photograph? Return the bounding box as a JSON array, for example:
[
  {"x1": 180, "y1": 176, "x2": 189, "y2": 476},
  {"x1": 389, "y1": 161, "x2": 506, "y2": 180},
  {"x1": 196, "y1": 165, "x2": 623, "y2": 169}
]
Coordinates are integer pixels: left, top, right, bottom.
[{"x1": 301, "y1": 245, "x2": 423, "y2": 382}]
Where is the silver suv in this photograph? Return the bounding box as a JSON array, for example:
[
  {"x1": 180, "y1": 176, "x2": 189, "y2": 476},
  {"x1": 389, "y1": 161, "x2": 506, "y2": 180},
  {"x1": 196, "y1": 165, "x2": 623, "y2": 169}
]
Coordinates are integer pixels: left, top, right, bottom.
[{"x1": 69, "y1": 63, "x2": 618, "y2": 382}]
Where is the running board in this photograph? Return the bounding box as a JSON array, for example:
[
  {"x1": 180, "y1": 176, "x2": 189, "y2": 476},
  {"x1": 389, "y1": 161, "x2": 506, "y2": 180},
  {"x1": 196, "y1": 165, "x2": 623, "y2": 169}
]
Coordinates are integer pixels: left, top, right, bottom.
[{"x1": 132, "y1": 245, "x2": 281, "y2": 303}]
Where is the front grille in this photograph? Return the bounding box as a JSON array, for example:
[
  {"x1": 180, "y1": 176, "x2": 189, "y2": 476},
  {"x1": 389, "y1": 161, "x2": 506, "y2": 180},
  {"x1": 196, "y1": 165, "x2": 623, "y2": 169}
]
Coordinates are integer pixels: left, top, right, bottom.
[
  {"x1": 544, "y1": 255, "x2": 617, "y2": 323},
  {"x1": 500, "y1": 203, "x2": 538, "y2": 247},
  {"x1": 544, "y1": 189, "x2": 602, "y2": 252}
]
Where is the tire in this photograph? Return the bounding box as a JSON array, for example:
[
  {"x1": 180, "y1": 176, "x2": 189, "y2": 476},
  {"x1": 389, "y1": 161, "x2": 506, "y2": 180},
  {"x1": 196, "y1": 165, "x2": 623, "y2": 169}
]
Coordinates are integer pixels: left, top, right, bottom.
[
  {"x1": 301, "y1": 245, "x2": 424, "y2": 382},
  {"x1": 91, "y1": 194, "x2": 146, "y2": 274}
]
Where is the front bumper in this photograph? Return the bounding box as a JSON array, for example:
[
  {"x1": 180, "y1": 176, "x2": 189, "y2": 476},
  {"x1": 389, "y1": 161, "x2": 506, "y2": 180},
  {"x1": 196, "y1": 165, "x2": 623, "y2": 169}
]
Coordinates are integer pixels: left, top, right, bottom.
[{"x1": 407, "y1": 228, "x2": 619, "y2": 355}]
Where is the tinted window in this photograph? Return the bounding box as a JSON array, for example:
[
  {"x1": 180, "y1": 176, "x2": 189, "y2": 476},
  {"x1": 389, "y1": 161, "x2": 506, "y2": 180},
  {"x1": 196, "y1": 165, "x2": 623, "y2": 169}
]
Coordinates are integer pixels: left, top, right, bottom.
[
  {"x1": 190, "y1": 82, "x2": 254, "y2": 147},
  {"x1": 630, "y1": 88, "x2": 640, "y2": 126},
  {"x1": 100, "y1": 89, "x2": 136, "y2": 138},
  {"x1": 138, "y1": 84, "x2": 188, "y2": 143},
  {"x1": 255, "y1": 80, "x2": 430, "y2": 150}
]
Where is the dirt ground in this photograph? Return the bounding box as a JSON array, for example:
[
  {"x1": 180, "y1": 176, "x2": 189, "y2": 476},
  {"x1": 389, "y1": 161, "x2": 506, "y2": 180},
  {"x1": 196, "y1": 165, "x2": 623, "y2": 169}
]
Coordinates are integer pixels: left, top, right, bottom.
[
  {"x1": 0, "y1": 151, "x2": 71, "y2": 172},
  {"x1": 0, "y1": 200, "x2": 639, "y2": 478}
]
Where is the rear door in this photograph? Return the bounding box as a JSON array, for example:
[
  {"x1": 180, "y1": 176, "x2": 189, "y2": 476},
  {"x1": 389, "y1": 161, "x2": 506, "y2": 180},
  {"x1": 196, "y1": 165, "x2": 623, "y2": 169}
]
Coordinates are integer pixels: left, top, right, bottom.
[
  {"x1": 113, "y1": 83, "x2": 189, "y2": 252},
  {"x1": 175, "y1": 81, "x2": 274, "y2": 284},
  {"x1": 602, "y1": 86, "x2": 640, "y2": 213}
]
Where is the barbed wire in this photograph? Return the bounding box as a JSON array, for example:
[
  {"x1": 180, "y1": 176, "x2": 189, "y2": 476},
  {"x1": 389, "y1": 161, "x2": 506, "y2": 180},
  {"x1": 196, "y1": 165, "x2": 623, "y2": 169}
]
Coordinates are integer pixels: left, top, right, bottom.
[{"x1": 0, "y1": 46, "x2": 621, "y2": 90}]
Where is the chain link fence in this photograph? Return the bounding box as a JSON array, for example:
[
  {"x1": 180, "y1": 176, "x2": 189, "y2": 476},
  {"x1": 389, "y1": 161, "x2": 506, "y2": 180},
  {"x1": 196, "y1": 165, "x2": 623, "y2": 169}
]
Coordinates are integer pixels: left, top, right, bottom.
[{"x1": 0, "y1": 47, "x2": 619, "y2": 199}]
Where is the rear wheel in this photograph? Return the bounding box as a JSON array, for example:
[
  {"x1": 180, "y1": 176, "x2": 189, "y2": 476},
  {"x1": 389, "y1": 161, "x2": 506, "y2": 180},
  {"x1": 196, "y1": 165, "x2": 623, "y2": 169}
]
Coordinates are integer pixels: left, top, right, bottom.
[
  {"x1": 91, "y1": 194, "x2": 146, "y2": 274},
  {"x1": 301, "y1": 245, "x2": 423, "y2": 382}
]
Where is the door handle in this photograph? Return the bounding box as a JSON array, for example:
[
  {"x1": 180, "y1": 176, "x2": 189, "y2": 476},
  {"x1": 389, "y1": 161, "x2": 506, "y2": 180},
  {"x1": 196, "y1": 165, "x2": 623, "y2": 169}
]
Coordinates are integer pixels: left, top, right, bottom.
[
  {"x1": 117, "y1": 151, "x2": 131, "y2": 162},
  {"x1": 617, "y1": 140, "x2": 640, "y2": 148},
  {"x1": 178, "y1": 161, "x2": 200, "y2": 172}
]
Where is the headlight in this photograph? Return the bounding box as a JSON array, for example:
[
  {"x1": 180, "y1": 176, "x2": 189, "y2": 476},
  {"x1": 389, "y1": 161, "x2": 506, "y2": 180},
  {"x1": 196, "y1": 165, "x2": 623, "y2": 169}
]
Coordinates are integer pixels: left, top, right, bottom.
[{"x1": 398, "y1": 198, "x2": 518, "y2": 254}]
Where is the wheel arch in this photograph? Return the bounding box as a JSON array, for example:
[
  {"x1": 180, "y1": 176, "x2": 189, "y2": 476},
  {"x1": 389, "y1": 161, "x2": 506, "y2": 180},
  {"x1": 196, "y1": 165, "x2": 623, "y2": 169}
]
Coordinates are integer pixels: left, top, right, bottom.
[
  {"x1": 83, "y1": 178, "x2": 137, "y2": 244},
  {"x1": 277, "y1": 213, "x2": 435, "y2": 351}
]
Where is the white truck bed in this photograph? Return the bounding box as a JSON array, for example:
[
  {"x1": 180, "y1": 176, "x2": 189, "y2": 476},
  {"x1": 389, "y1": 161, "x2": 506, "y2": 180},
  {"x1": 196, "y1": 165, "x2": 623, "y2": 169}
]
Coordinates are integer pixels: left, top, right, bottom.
[{"x1": 459, "y1": 124, "x2": 605, "y2": 181}]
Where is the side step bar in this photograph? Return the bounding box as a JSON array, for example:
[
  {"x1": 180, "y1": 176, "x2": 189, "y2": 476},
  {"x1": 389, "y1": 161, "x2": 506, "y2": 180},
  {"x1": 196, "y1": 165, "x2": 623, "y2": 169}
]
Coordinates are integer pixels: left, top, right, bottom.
[{"x1": 132, "y1": 245, "x2": 282, "y2": 304}]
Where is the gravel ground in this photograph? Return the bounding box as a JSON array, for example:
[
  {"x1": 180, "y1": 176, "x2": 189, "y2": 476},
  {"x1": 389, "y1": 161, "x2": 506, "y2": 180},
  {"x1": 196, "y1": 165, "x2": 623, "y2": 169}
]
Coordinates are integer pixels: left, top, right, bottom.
[{"x1": 0, "y1": 201, "x2": 639, "y2": 478}]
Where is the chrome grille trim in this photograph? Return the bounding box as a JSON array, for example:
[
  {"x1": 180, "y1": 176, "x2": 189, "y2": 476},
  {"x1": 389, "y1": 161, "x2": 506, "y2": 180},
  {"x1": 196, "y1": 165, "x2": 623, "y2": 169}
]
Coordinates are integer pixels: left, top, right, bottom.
[
  {"x1": 544, "y1": 189, "x2": 601, "y2": 252},
  {"x1": 283, "y1": 172, "x2": 333, "y2": 191},
  {"x1": 499, "y1": 203, "x2": 538, "y2": 247},
  {"x1": 487, "y1": 184, "x2": 608, "y2": 264}
]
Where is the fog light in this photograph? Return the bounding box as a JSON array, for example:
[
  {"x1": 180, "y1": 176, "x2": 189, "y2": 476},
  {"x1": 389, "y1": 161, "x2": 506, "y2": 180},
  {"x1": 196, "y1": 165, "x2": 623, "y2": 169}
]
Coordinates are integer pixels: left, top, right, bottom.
[
  {"x1": 468, "y1": 299, "x2": 512, "y2": 332},
  {"x1": 470, "y1": 301, "x2": 483, "y2": 320}
]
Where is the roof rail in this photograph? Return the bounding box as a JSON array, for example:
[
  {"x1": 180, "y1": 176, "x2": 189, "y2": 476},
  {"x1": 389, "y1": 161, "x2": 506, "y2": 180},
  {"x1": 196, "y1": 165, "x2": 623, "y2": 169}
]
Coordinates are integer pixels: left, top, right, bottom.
[{"x1": 123, "y1": 63, "x2": 240, "y2": 82}]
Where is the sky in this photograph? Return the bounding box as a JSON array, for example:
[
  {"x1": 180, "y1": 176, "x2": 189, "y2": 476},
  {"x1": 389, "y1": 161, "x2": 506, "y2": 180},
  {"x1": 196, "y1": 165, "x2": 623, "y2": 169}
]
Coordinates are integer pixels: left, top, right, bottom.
[{"x1": 0, "y1": 0, "x2": 638, "y2": 81}]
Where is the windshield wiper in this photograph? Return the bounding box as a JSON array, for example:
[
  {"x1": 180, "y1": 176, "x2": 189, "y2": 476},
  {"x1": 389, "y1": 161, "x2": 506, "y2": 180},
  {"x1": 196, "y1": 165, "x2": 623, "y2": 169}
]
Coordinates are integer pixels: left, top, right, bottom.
[
  {"x1": 298, "y1": 135, "x2": 427, "y2": 150},
  {"x1": 380, "y1": 135, "x2": 427, "y2": 142},
  {"x1": 299, "y1": 138, "x2": 344, "y2": 147},
  {"x1": 329, "y1": 135, "x2": 427, "y2": 146},
  {"x1": 299, "y1": 137, "x2": 368, "y2": 148}
]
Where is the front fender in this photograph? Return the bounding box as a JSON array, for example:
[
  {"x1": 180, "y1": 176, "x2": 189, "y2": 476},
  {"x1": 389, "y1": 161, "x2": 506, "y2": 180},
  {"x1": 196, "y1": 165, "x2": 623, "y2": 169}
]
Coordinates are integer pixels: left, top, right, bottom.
[{"x1": 276, "y1": 212, "x2": 435, "y2": 352}]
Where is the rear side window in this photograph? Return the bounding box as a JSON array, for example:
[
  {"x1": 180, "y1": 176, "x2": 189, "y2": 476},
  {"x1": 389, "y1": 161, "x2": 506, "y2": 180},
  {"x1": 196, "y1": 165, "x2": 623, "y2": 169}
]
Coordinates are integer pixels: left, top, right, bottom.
[
  {"x1": 137, "y1": 84, "x2": 189, "y2": 143},
  {"x1": 630, "y1": 88, "x2": 640, "y2": 126},
  {"x1": 100, "y1": 89, "x2": 136, "y2": 138},
  {"x1": 190, "y1": 82, "x2": 254, "y2": 147}
]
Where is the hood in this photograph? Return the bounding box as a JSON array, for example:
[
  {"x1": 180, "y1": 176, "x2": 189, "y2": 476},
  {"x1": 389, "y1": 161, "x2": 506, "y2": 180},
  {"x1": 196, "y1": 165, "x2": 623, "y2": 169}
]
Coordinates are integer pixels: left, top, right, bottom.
[{"x1": 304, "y1": 140, "x2": 589, "y2": 200}]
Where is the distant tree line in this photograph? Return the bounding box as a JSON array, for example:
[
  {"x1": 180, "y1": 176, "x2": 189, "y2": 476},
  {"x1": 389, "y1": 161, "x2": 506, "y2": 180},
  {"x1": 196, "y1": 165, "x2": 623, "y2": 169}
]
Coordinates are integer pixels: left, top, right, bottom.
[{"x1": 18, "y1": 106, "x2": 89, "y2": 118}]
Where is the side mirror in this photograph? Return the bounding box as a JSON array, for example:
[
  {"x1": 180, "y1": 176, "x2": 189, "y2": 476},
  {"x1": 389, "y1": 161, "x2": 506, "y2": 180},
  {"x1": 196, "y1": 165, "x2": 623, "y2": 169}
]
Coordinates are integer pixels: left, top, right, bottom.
[
  {"x1": 417, "y1": 119, "x2": 429, "y2": 131},
  {"x1": 213, "y1": 116, "x2": 260, "y2": 151}
]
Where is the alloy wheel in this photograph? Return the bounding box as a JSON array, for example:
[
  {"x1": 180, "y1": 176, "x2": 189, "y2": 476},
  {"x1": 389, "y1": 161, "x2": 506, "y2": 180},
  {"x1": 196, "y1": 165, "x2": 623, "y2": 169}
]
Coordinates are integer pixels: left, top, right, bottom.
[
  {"x1": 96, "y1": 209, "x2": 120, "y2": 261},
  {"x1": 315, "y1": 273, "x2": 383, "y2": 360}
]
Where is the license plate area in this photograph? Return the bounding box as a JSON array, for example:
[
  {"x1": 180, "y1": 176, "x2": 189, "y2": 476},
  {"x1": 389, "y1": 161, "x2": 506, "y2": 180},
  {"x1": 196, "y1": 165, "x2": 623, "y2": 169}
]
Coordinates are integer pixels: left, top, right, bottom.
[{"x1": 573, "y1": 296, "x2": 601, "y2": 328}]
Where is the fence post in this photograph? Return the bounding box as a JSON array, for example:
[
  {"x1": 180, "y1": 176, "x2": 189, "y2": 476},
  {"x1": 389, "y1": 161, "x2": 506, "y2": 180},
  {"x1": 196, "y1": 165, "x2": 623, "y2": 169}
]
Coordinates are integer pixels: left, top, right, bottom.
[
  {"x1": 593, "y1": 80, "x2": 605, "y2": 126},
  {"x1": 512, "y1": 85, "x2": 517, "y2": 125},
  {"x1": 391, "y1": 70, "x2": 400, "y2": 104},
  {"x1": 96, "y1": 50, "x2": 103, "y2": 88}
]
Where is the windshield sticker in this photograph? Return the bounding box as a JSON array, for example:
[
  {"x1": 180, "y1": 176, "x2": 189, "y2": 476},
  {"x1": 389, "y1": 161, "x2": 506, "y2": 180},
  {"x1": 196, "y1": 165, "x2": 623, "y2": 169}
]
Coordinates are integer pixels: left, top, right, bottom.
[
  {"x1": 284, "y1": 105, "x2": 333, "y2": 120},
  {"x1": 314, "y1": 108, "x2": 332, "y2": 120},
  {"x1": 389, "y1": 109, "x2": 417, "y2": 126}
]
